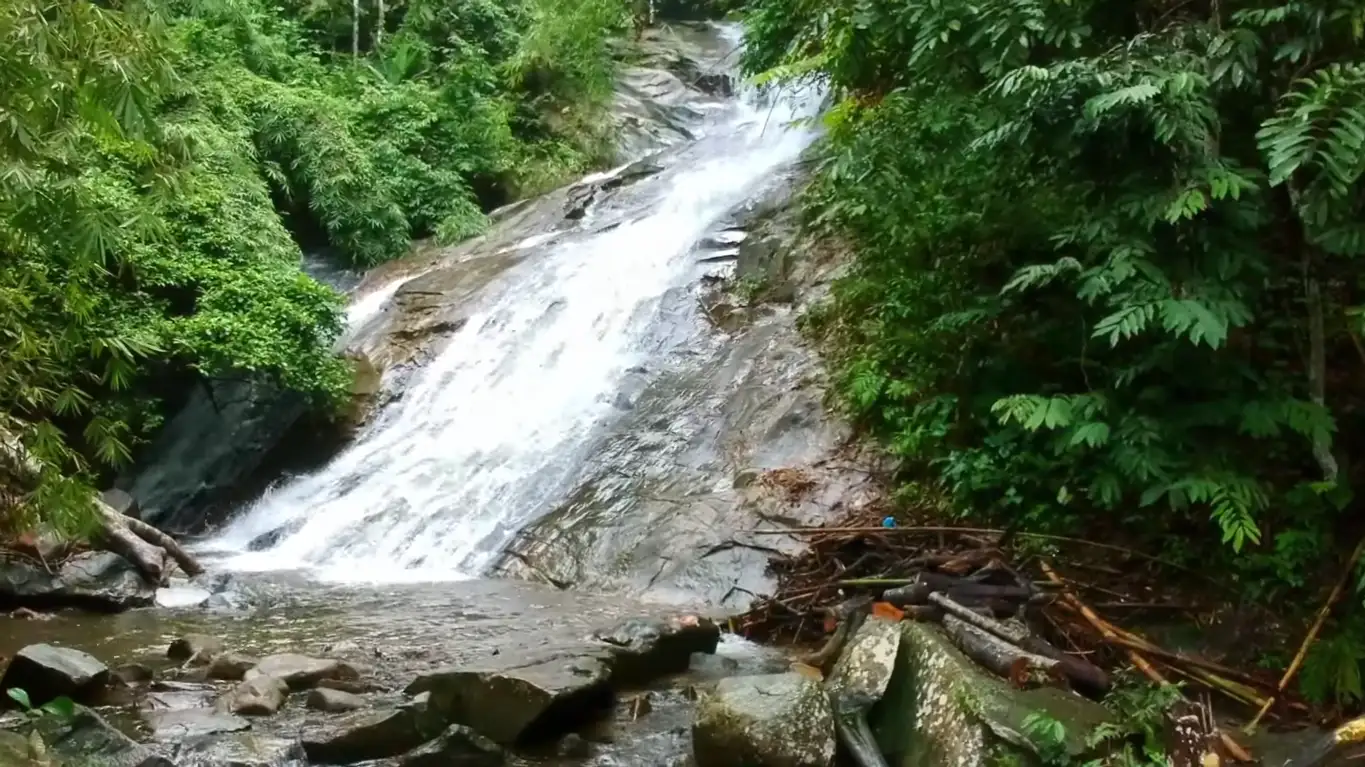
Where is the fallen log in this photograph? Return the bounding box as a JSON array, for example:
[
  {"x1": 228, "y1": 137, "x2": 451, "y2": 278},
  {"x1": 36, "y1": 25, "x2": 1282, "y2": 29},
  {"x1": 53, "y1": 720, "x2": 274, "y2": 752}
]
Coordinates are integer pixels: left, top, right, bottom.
[
  {"x1": 929, "y1": 592, "x2": 1110, "y2": 697},
  {"x1": 882, "y1": 572, "x2": 1033, "y2": 610},
  {"x1": 941, "y1": 615, "x2": 1065, "y2": 688},
  {"x1": 2, "y1": 421, "x2": 203, "y2": 582}
]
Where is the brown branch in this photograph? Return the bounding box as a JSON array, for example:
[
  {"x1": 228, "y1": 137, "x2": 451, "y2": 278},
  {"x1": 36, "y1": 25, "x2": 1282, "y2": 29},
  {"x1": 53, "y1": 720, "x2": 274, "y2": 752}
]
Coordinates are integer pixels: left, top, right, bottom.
[
  {"x1": 1041, "y1": 561, "x2": 1253, "y2": 763},
  {"x1": 1244, "y1": 534, "x2": 1365, "y2": 733}
]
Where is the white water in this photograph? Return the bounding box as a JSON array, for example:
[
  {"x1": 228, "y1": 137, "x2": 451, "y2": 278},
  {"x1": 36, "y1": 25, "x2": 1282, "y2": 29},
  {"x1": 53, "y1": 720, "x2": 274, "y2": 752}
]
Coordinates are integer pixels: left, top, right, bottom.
[{"x1": 208, "y1": 55, "x2": 822, "y2": 583}]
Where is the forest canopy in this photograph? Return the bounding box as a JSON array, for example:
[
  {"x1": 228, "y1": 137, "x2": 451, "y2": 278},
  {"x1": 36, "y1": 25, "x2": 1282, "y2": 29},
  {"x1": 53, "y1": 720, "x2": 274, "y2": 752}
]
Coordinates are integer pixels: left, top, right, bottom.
[
  {"x1": 0, "y1": 0, "x2": 633, "y2": 535},
  {"x1": 740, "y1": 0, "x2": 1365, "y2": 706}
]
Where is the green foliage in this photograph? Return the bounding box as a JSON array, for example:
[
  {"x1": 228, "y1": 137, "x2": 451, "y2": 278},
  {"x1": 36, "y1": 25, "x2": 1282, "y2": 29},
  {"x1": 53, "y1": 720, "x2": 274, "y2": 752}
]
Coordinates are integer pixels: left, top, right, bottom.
[
  {"x1": 1, "y1": 0, "x2": 632, "y2": 536},
  {"x1": 744, "y1": 0, "x2": 1365, "y2": 706},
  {"x1": 6, "y1": 688, "x2": 76, "y2": 722}
]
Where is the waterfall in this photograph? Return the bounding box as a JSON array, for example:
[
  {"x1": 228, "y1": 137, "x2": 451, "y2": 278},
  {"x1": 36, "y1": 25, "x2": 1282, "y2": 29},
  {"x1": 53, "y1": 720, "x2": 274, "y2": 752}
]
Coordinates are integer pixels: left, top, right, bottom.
[{"x1": 206, "y1": 30, "x2": 823, "y2": 584}]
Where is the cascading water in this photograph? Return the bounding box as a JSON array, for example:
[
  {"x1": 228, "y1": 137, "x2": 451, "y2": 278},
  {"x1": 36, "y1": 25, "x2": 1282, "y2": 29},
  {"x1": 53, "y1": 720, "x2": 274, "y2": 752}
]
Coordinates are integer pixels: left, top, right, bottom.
[{"x1": 207, "y1": 27, "x2": 823, "y2": 583}]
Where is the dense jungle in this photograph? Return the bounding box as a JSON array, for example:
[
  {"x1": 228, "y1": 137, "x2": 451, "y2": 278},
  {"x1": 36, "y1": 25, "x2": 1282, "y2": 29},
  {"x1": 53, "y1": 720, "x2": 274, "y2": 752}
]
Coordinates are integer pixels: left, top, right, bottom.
[{"x1": 4, "y1": 0, "x2": 1365, "y2": 759}]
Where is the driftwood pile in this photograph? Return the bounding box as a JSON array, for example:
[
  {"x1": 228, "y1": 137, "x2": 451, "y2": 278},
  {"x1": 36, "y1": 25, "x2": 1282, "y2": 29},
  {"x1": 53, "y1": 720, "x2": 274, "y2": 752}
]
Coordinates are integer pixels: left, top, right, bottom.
[{"x1": 733, "y1": 513, "x2": 1345, "y2": 764}]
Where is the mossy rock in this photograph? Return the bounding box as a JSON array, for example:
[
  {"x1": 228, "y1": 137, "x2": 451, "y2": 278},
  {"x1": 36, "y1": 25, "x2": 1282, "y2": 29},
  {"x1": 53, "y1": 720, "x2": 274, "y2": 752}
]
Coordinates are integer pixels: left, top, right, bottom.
[{"x1": 869, "y1": 622, "x2": 1113, "y2": 767}]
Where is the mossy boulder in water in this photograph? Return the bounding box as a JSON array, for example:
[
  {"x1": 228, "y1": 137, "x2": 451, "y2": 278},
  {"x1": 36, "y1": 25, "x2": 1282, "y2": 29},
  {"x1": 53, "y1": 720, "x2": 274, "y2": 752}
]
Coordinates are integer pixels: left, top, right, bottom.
[
  {"x1": 869, "y1": 622, "x2": 1113, "y2": 767},
  {"x1": 691, "y1": 672, "x2": 837, "y2": 767},
  {"x1": 1, "y1": 644, "x2": 110, "y2": 707},
  {"x1": 0, "y1": 552, "x2": 155, "y2": 612},
  {"x1": 301, "y1": 695, "x2": 445, "y2": 764}
]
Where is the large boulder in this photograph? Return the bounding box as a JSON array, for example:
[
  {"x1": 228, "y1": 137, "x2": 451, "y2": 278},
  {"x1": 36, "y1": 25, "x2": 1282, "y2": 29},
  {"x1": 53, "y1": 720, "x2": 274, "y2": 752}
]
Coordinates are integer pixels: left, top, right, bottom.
[
  {"x1": 247, "y1": 654, "x2": 358, "y2": 690},
  {"x1": 692, "y1": 672, "x2": 837, "y2": 767},
  {"x1": 405, "y1": 648, "x2": 613, "y2": 745},
  {"x1": 207, "y1": 652, "x2": 258, "y2": 681},
  {"x1": 301, "y1": 697, "x2": 444, "y2": 764},
  {"x1": 399, "y1": 725, "x2": 504, "y2": 767},
  {"x1": 1, "y1": 644, "x2": 110, "y2": 707},
  {"x1": 870, "y1": 621, "x2": 1115, "y2": 767},
  {"x1": 0, "y1": 551, "x2": 155, "y2": 611}
]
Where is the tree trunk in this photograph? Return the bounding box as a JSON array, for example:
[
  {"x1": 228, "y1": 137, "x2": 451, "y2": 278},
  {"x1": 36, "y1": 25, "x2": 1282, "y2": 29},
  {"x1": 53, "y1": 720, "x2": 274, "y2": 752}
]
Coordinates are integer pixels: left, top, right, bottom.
[
  {"x1": 0, "y1": 421, "x2": 203, "y2": 581},
  {"x1": 352, "y1": 0, "x2": 360, "y2": 57},
  {"x1": 375, "y1": 0, "x2": 384, "y2": 49}
]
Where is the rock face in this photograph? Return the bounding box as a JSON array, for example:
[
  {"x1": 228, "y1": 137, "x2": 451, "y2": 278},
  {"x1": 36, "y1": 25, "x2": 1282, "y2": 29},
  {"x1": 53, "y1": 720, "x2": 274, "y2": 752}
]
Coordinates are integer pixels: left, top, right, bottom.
[
  {"x1": 827, "y1": 616, "x2": 901, "y2": 705},
  {"x1": 692, "y1": 672, "x2": 837, "y2": 767},
  {"x1": 0, "y1": 644, "x2": 110, "y2": 706},
  {"x1": 870, "y1": 621, "x2": 1114, "y2": 767},
  {"x1": 493, "y1": 170, "x2": 876, "y2": 610},
  {"x1": 406, "y1": 615, "x2": 719, "y2": 744},
  {"x1": 0, "y1": 551, "x2": 155, "y2": 610}
]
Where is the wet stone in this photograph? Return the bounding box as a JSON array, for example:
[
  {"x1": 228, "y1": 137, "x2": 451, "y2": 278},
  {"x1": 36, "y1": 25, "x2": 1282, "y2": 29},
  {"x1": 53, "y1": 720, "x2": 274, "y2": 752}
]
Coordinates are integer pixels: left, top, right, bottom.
[
  {"x1": 207, "y1": 651, "x2": 258, "y2": 681},
  {"x1": 229, "y1": 675, "x2": 289, "y2": 716},
  {"x1": 306, "y1": 687, "x2": 366, "y2": 713},
  {"x1": 0, "y1": 644, "x2": 110, "y2": 707},
  {"x1": 301, "y1": 697, "x2": 444, "y2": 765},
  {"x1": 399, "y1": 724, "x2": 505, "y2": 767},
  {"x1": 167, "y1": 634, "x2": 225, "y2": 665},
  {"x1": 692, "y1": 672, "x2": 836, "y2": 767},
  {"x1": 144, "y1": 708, "x2": 251, "y2": 740},
  {"x1": 248, "y1": 654, "x2": 358, "y2": 690}
]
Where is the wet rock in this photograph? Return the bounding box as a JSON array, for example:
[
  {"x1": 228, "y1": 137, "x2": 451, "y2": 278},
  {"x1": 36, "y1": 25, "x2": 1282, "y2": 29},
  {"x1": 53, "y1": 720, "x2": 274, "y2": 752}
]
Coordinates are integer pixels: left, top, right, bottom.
[
  {"x1": 869, "y1": 621, "x2": 1114, "y2": 767},
  {"x1": 557, "y1": 732, "x2": 592, "y2": 758},
  {"x1": 406, "y1": 648, "x2": 614, "y2": 744},
  {"x1": 247, "y1": 654, "x2": 358, "y2": 690},
  {"x1": 0, "y1": 550, "x2": 155, "y2": 611},
  {"x1": 169, "y1": 732, "x2": 304, "y2": 767},
  {"x1": 399, "y1": 725, "x2": 504, "y2": 767},
  {"x1": 692, "y1": 672, "x2": 836, "y2": 767},
  {"x1": 113, "y1": 663, "x2": 155, "y2": 686},
  {"x1": 27, "y1": 704, "x2": 169, "y2": 767},
  {"x1": 318, "y1": 677, "x2": 384, "y2": 694},
  {"x1": 827, "y1": 616, "x2": 901, "y2": 704},
  {"x1": 145, "y1": 708, "x2": 251, "y2": 740},
  {"x1": 594, "y1": 615, "x2": 720, "y2": 685},
  {"x1": 228, "y1": 675, "x2": 289, "y2": 716},
  {"x1": 0, "y1": 730, "x2": 29, "y2": 763},
  {"x1": 306, "y1": 687, "x2": 366, "y2": 713},
  {"x1": 0, "y1": 644, "x2": 110, "y2": 707},
  {"x1": 101, "y1": 488, "x2": 141, "y2": 520},
  {"x1": 301, "y1": 697, "x2": 444, "y2": 764},
  {"x1": 154, "y1": 584, "x2": 211, "y2": 609},
  {"x1": 167, "y1": 634, "x2": 225, "y2": 665},
  {"x1": 207, "y1": 652, "x2": 258, "y2": 681}
]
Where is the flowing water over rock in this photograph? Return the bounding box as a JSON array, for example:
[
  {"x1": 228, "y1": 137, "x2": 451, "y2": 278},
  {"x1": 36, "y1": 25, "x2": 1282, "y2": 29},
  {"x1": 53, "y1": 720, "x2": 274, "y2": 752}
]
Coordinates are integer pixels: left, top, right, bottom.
[{"x1": 203, "y1": 24, "x2": 828, "y2": 585}]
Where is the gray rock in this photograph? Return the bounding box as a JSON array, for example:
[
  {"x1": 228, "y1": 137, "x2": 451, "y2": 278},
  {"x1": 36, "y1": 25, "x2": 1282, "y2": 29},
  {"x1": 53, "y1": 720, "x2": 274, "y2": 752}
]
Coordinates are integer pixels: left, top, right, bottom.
[
  {"x1": 229, "y1": 675, "x2": 289, "y2": 716},
  {"x1": 405, "y1": 648, "x2": 612, "y2": 744},
  {"x1": 168, "y1": 732, "x2": 304, "y2": 767},
  {"x1": 113, "y1": 663, "x2": 155, "y2": 686},
  {"x1": 594, "y1": 615, "x2": 721, "y2": 685},
  {"x1": 557, "y1": 732, "x2": 591, "y2": 758},
  {"x1": 692, "y1": 673, "x2": 836, "y2": 767},
  {"x1": 0, "y1": 551, "x2": 155, "y2": 611},
  {"x1": 306, "y1": 687, "x2": 366, "y2": 713},
  {"x1": 27, "y1": 704, "x2": 170, "y2": 767},
  {"x1": 167, "y1": 634, "x2": 225, "y2": 665},
  {"x1": 827, "y1": 616, "x2": 901, "y2": 705},
  {"x1": 398, "y1": 725, "x2": 504, "y2": 767},
  {"x1": 869, "y1": 621, "x2": 1114, "y2": 767},
  {"x1": 207, "y1": 652, "x2": 259, "y2": 681},
  {"x1": 101, "y1": 488, "x2": 140, "y2": 520},
  {"x1": 248, "y1": 654, "x2": 357, "y2": 690},
  {"x1": 301, "y1": 698, "x2": 444, "y2": 764},
  {"x1": 1, "y1": 644, "x2": 110, "y2": 707},
  {"x1": 144, "y1": 708, "x2": 251, "y2": 740}
]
